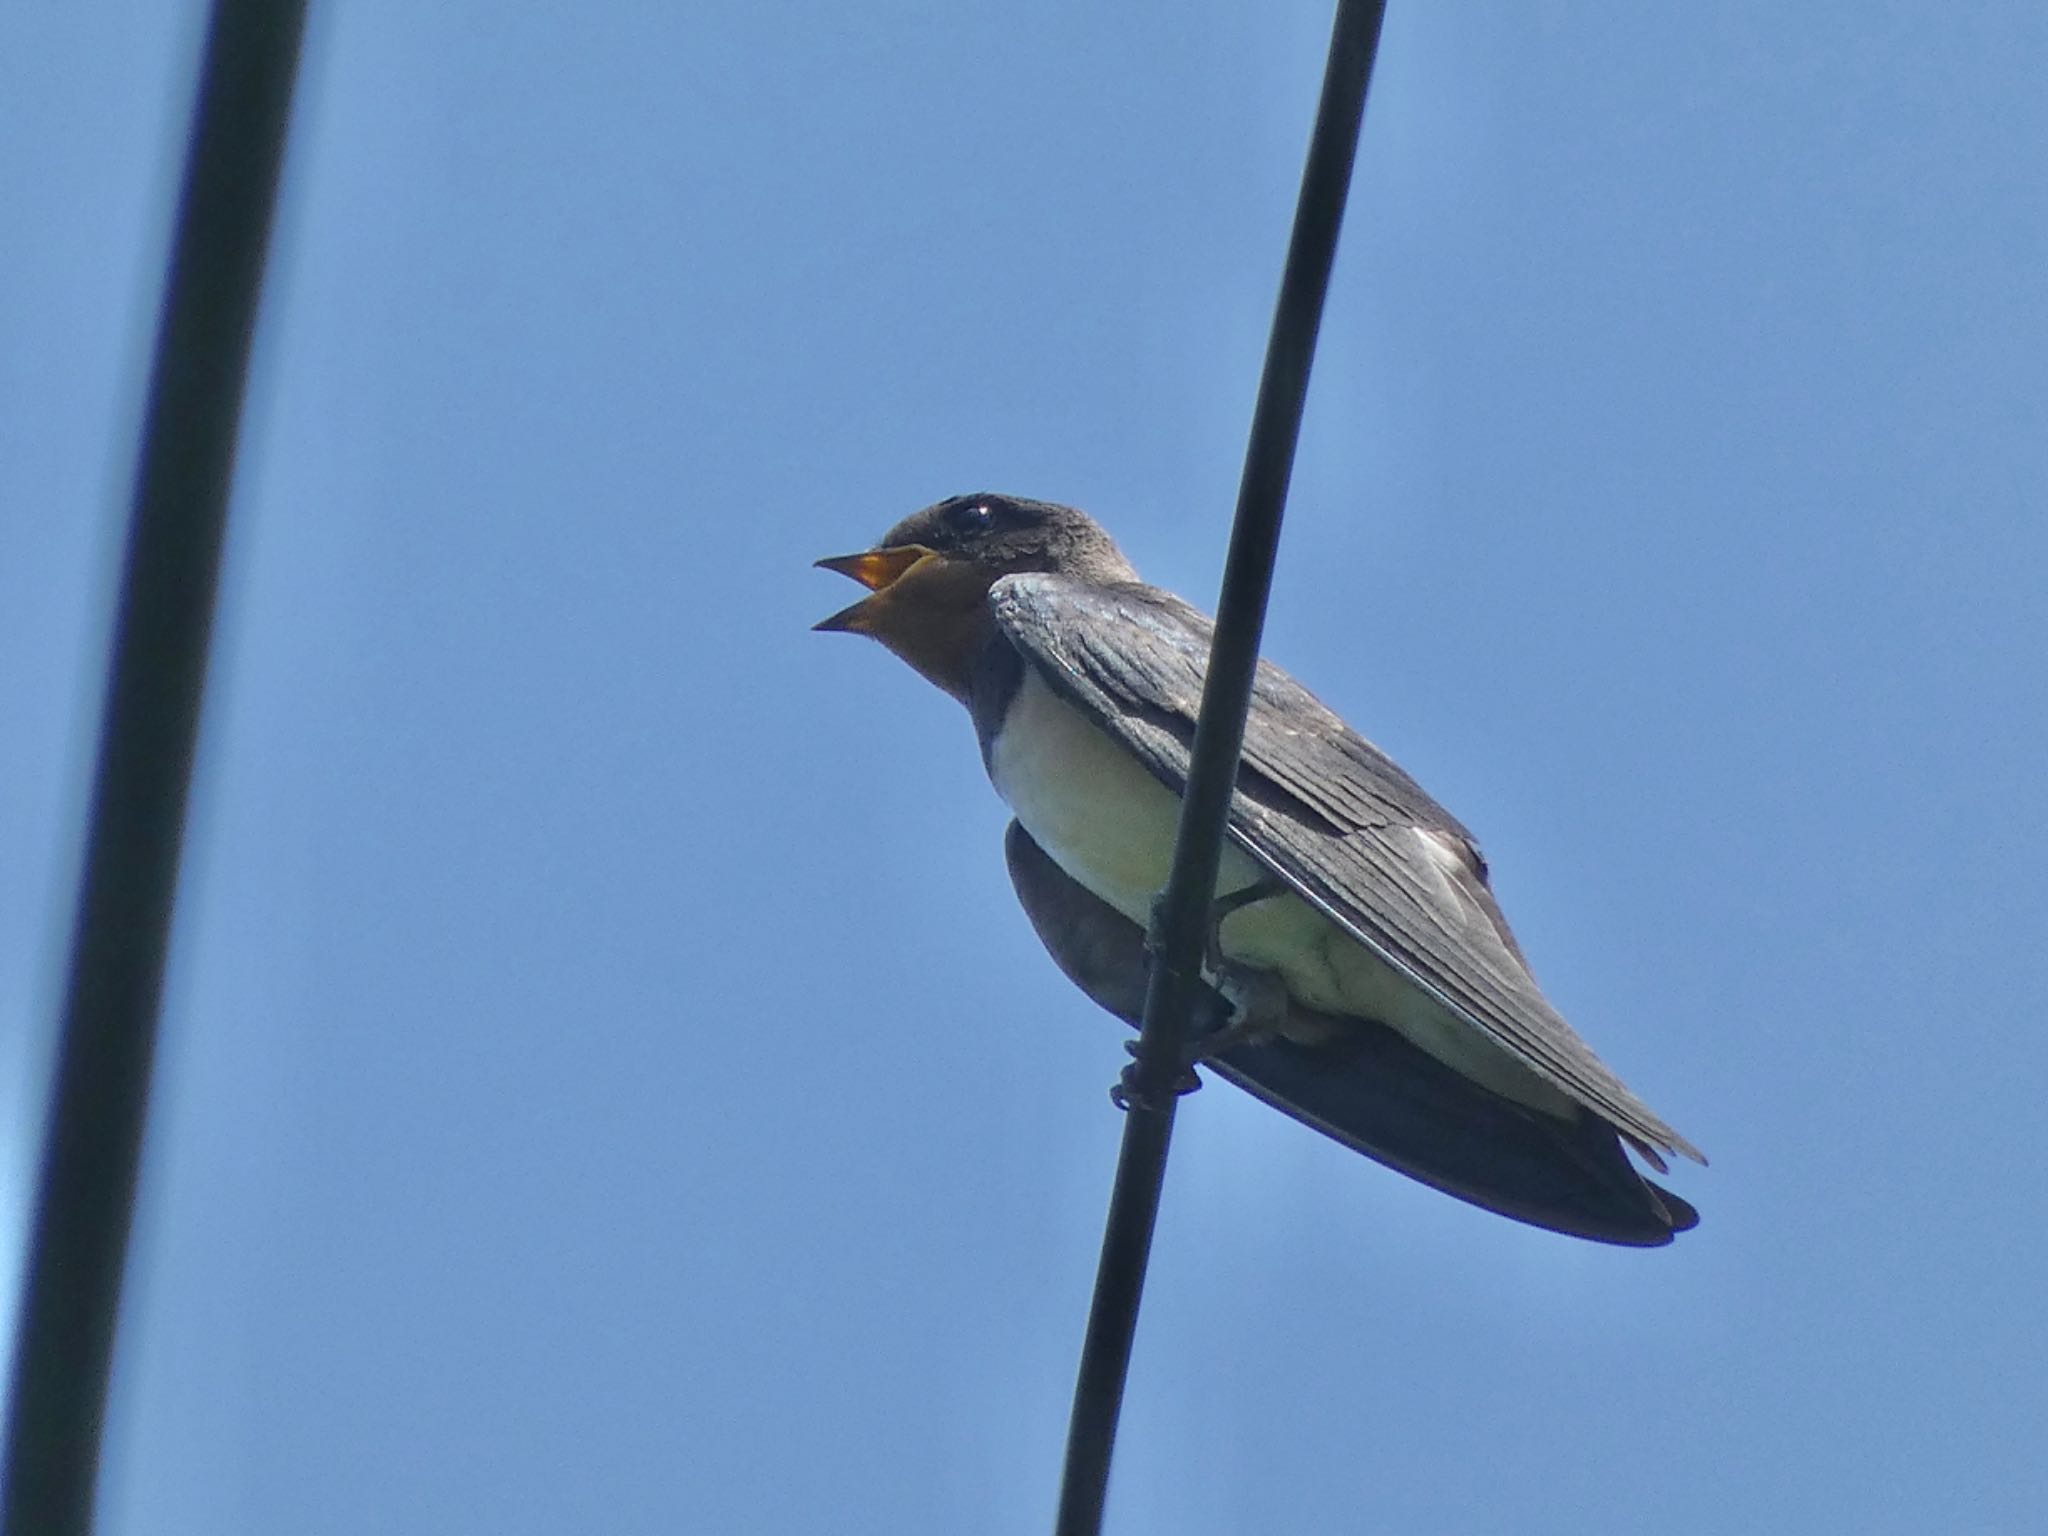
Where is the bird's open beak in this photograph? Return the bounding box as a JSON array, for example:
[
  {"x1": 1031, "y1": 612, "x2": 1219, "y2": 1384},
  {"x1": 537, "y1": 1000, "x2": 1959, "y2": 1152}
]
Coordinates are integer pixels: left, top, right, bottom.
[{"x1": 812, "y1": 544, "x2": 939, "y2": 632}]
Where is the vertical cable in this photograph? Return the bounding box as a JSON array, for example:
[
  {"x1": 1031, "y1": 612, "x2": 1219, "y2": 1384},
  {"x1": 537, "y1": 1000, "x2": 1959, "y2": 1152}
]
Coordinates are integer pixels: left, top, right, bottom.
[
  {"x1": 2, "y1": 3, "x2": 307, "y2": 1530},
  {"x1": 1052, "y1": 3, "x2": 1388, "y2": 1530}
]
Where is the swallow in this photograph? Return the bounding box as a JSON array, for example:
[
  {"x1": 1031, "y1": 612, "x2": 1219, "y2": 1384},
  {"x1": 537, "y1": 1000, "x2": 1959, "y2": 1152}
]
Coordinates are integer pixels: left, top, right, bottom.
[{"x1": 815, "y1": 493, "x2": 1703, "y2": 1245}]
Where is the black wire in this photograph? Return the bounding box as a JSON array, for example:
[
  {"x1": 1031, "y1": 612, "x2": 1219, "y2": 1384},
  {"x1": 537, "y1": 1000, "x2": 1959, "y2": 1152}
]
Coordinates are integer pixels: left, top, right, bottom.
[
  {"x1": 1052, "y1": 3, "x2": 1388, "y2": 1530},
  {"x1": 1, "y1": 3, "x2": 307, "y2": 1530}
]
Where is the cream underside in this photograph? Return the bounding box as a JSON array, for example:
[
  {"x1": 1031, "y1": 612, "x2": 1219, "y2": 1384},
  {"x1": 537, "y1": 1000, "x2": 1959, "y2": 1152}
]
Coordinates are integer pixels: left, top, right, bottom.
[{"x1": 988, "y1": 669, "x2": 1574, "y2": 1116}]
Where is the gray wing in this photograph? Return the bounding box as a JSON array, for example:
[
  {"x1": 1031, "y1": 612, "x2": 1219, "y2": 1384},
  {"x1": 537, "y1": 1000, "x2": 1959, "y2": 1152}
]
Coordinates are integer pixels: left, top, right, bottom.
[{"x1": 989, "y1": 572, "x2": 1702, "y2": 1168}]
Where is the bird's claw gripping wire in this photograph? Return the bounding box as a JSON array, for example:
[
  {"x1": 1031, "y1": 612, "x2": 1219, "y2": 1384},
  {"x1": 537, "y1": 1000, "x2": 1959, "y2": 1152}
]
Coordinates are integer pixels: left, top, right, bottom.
[{"x1": 1112, "y1": 880, "x2": 1290, "y2": 1111}]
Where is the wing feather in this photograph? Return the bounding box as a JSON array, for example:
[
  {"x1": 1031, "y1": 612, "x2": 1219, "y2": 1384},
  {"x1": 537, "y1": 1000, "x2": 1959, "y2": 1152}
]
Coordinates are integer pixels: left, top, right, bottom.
[{"x1": 990, "y1": 572, "x2": 1702, "y2": 1166}]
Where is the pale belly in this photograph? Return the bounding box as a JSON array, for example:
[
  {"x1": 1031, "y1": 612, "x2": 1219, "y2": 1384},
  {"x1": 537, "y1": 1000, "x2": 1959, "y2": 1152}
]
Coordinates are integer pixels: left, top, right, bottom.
[{"x1": 986, "y1": 669, "x2": 1573, "y2": 1114}]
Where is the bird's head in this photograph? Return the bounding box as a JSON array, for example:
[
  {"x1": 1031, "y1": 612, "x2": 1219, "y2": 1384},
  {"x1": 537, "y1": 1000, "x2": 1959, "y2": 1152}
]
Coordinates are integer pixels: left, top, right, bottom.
[{"x1": 814, "y1": 493, "x2": 1136, "y2": 699}]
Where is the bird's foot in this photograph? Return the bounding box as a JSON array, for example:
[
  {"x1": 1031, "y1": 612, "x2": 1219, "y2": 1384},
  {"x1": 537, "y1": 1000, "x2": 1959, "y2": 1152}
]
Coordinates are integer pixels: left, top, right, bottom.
[
  {"x1": 1145, "y1": 879, "x2": 1284, "y2": 969},
  {"x1": 1192, "y1": 959, "x2": 1290, "y2": 1057},
  {"x1": 1114, "y1": 883, "x2": 1291, "y2": 1112},
  {"x1": 1195, "y1": 881, "x2": 1292, "y2": 1057},
  {"x1": 1199, "y1": 879, "x2": 1285, "y2": 974},
  {"x1": 1108, "y1": 953, "x2": 1290, "y2": 1111}
]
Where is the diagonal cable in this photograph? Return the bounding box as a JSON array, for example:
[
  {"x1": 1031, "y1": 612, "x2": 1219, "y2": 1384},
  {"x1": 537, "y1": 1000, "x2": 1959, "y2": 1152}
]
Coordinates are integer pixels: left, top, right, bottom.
[
  {"x1": 2, "y1": 4, "x2": 307, "y2": 1531},
  {"x1": 1052, "y1": 3, "x2": 1389, "y2": 1531}
]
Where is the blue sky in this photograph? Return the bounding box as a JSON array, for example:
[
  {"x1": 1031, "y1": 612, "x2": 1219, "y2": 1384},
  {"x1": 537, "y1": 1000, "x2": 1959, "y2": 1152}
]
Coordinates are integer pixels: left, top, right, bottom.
[{"x1": 6, "y1": 2, "x2": 2046, "y2": 1531}]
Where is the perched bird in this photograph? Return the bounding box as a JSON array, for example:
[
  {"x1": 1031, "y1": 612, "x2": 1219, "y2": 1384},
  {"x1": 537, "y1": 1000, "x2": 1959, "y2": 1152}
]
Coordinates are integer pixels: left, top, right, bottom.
[{"x1": 815, "y1": 493, "x2": 1702, "y2": 1245}]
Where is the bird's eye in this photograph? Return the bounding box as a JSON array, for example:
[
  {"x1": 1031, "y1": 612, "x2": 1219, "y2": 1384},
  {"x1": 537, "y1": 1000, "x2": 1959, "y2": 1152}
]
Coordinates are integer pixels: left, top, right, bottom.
[{"x1": 945, "y1": 501, "x2": 995, "y2": 537}]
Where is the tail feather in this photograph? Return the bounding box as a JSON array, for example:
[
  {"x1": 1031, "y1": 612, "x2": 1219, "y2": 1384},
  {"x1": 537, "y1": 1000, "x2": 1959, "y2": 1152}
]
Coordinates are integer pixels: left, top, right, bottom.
[{"x1": 1207, "y1": 1025, "x2": 1695, "y2": 1246}]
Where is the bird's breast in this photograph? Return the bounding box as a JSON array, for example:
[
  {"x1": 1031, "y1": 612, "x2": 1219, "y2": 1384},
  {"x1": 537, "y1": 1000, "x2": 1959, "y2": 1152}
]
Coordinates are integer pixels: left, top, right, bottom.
[
  {"x1": 986, "y1": 667, "x2": 1268, "y2": 920},
  {"x1": 985, "y1": 668, "x2": 1394, "y2": 1007}
]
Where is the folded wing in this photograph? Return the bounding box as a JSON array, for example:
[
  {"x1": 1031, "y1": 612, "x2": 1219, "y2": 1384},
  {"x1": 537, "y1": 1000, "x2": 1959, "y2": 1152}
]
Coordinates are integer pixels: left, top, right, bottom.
[{"x1": 989, "y1": 572, "x2": 1702, "y2": 1168}]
